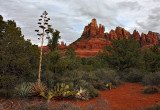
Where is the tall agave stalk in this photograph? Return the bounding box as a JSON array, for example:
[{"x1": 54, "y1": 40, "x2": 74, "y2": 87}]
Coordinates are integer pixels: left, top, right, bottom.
[{"x1": 35, "y1": 11, "x2": 51, "y2": 87}]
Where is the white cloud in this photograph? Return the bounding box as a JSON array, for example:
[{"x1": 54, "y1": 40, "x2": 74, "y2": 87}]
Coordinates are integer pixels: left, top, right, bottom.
[{"x1": 0, "y1": 0, "x2": 160, "y2": 45}]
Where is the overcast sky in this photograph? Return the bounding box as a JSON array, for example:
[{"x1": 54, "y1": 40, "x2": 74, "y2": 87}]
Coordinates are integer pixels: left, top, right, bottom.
[{"x1": 0, "y1": 0, "x2": 160, "y2": 45}]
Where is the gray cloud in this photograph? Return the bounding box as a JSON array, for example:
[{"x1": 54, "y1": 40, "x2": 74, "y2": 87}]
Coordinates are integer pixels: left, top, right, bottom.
[
  {"x1": 117, "y1": 1, "x2": 141, "y2": 10},
  {"x1": 136, "y1": 6, "x2": 160, "y2": 33},
  {"x1": 0, "y1": 0, "x2": 160, "y2": 45}
]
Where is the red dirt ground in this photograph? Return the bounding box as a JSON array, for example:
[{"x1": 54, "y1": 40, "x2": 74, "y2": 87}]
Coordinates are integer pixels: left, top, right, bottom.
[
  {"x1": 0, "y1": 83, "x2": 160, "y2": 110},
  {"x1": 53, "y1": 83, "x2": 160, "y2": 110}
]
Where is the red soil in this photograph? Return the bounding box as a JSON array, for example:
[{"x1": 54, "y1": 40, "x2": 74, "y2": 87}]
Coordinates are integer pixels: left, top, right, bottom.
[
  {"x1": 0, "y1": 83, "x2": 160, "y2": 110},
  {"x1": 53, "y1": 83, "x2": 160, "y2": 110}
]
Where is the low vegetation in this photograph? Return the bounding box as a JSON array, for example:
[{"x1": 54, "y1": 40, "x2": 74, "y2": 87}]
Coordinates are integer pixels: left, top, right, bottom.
[{"x1": 0, "y1": 14, "x2": 160, "y2": 109}]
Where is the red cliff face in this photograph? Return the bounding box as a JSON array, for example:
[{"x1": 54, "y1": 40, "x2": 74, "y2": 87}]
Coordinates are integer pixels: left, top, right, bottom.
[
  {"x1": 109, "y1": 30, "x2": 118, "y2": 40},
  {"x1": 141, "y1": 33, "x2": 147, "y2": 46},
  {"x1": 115, "y1": 27, "x2": 130, "y2": 40},
  {"x1": 68, "y1": 19, "x2": 159, "y2": 57},
  {"x1": 146, "y1": 31, "x2": 159, "y2": 45},
  {"x1": 67, "y1": 19, "x2": 159, "y2": 57},
  {"x1": 82, "y1": 19, "x2": 105, "y2": 38},
  {"x1": 58, "y1": 41, "x2": 67, "y2": 50},
  {"x1": 39, "y1": 19, "x2": 159, "y2": 57},
  {"x1": 133, "y1": 30, "x2": 140, "y2": 41}
]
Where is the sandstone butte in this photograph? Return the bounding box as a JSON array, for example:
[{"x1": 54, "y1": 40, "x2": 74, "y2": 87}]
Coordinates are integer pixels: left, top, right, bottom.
[{"x1": 44, "y1": 19, "x2": 160, "y2": 57}]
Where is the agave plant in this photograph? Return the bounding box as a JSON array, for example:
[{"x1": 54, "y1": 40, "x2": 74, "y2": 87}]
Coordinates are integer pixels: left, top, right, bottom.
[
  {"x1": 75, "y1": 87, "x2": 90, "y2": 100},
  {"x1": 29, "y1": 82, "x2": 47, "y2": 97},
  {"x1": 40, "y1": 83, "x2": 77, "y2": 102},
  {"x1": 15, "y1": 82, "x2": 32, "y2": 98},
  {"x1": 52, "y1": 83, "x2": 77, "y2": 99}
]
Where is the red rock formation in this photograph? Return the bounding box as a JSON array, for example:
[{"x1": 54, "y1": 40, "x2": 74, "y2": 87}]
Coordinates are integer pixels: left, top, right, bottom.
[
  {"x1": 58, "y1": 41, "x2": 67, "y2": 50},
  {"x1": 146, "y1": 31, "x2": 159, "y2": 45},
  {"x1": 115, "y1": 27, "x2": 130, "y2": 40},
  {"x1": 81, "y1": 19, "x2": 106, "y2": 38},
  {"x1": 115, "y1": 27, "x2": 123, "y2": 40},
  {"x1": 41, "y1": 19, "x2": 159, "y2": 57},
  {"x1": 109, "y1": 30, "x2": 118, "y2": 40},
  {"x1": 69, "y1": 19, "x2": 159, "y2": 57},
  {"x1": 122, "y1": 28, "x2": 130, "y2": 39},
  {"x1": 97, "y1": 24, "x2": 105, "y2": 37},
  {"x1": 141, "y1": 33, "x2": 147, "y2": 46},
  {"x1": 81, "y1": 19, "x2": 98, "y2": 38},
  {"x1": 133, "y1": 30, "x2": 140, "y2": 41}
]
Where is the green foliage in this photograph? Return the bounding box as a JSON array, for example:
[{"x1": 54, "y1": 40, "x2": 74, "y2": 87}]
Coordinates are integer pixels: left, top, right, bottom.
[
  {"x1": 106, "y1": 82, "x2": 116, "y2": 90},
  {"x1": 0, "y1": 15, "x2": 39, "y2": 83},
  {"x1": 93, "y1": 69, "x2": 121, "y2": 86},
  {"x1": 143, "y1": 86, "x2": 159, "y2": 94},
  {"x1": 77, "y1": 80, "x2": 99, "y2": 98},
  {"x1": 87, "y1": 85, "x2": 99, "y2": 98},
  {"x1": 45, "y1": 50, "x2": 62, "y2": 73},
  {"x1": 14, "y1": 82, "x2": 31, "y2": 98},
  {"x1": 48, "y1": 28, "x2": 61, "y2": 51},
  {"x1": 45, "y1": 49, "x2": 81, "y2": 74},
  {"x1": 0, "y1": 75, "x2": 17, "y2": 97},
  {"x1": 143, "y1": 45, "x2": 160, "y2": 72},
  {"x1": 105, "y1": 37, "x2": 142, "y2": 70},
  {"x1": 122, "y1": 68, "x2": 145, "y2": 82},
  {"x1": 42, "y1": 83, "x2": 77, "y2": 100},
  {"x1": 142, "y1": 72, "x2": 160, "y2": 86},
  {"x1": 65, "y1": 47, "x2": 77, "y2": 59}
]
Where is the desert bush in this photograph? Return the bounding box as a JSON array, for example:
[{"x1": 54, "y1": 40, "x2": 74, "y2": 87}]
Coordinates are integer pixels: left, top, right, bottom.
[
  {"x1": 14, "y1": 82, "x2": 32, "y2": 98},
  {"x1": 122, "y1": 68, "x2": 145, "y2": 82},
  {"x1": 92, "y1": 80, "x2": 106, "y2": 90},
  {"x1": 29, "y1": 82, "x2": 48, "y2": 97},
  {"x1": 78, "y1": 80, "x2": 99, "y2": 98},
  {"x1": 87, "y1": 85, "x2": 99, "y2": 98},
  {"x1": 94, "y1": 69, "x2": 121, "y2": 86},
  {"x1": 143, "y1": 86, "x2": 159, "y2": 94},
  {"x1": 0, "y1": 75, "x2": 18, "y2": 98},
  {"x1": 41, "y1": 71, "x2": 55, "y2": 89},
  {"x1": 142, "y1": 72, "x2": 160, "y2": 86}
]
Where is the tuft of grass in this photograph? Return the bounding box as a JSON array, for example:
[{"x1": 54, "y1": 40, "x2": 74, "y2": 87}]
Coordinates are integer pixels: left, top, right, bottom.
[{"x1": 143, "y1": 86, "x2": 159, "y2": 94}]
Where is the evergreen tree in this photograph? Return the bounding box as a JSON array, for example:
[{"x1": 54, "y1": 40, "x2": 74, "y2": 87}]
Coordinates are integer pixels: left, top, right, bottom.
[
  {"x1": 0, "y1": 15, "x2": 40, "y2": 93},
  {"x1": 105, "y1": 37, "x2": 141, "y2": 70},
  {"x1": 48, "y1": 28, "x2": 61, "y2": 51},
  {"x1": 144, "y1": 45, "x2": 160, "y2": 72}
]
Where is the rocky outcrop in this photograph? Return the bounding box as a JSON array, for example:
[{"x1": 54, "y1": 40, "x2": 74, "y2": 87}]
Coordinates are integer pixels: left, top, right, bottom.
[
  {"x1": 109, "y1": 30, "x2": 118, "y2": 40},
  {"x1": 82, "y1": 19, "x2": 105, "y2": 38},
  {"x1": 69, "y1": 19, "x2": 159, "y2": 57},
  {"x1": 42, "y1": 19, "x2": 159, "y2": 57},
  {"x1": 133, "y1": 30, "x2": 140, "y2": 41},
  {"x1": 58, "y1": 41, "x2": 67, "y2": 50}
]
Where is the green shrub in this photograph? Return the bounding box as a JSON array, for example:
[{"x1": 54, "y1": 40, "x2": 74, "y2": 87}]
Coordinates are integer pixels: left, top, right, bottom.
[
  {"x1": 87, "y1": 85, "x2": 99, "y2": 98},
  {"x1": 41, "y1": 71, "x2": 55, "y2": 89},
  {"x1": 143, "y1": 72, "x2": 160, "y2": 86},
  {"x1": 143, "y1": 86, "x2": 159, "y2": 94},
  {"x1": 78, "y1": 80, "x2": 99, "y2": 98},
  {"x1": 92, "y1": 80, "x2": 106, "y2": 90},
  {"x1": 14, "y1": 82, "x2": 31, "y2": 98},
  {"x1": 122, "y1": 68, "x2": 144, "y2": 82},
  {"x1": 94, "y1": 69, "x2": 121, "y2": 86}
]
